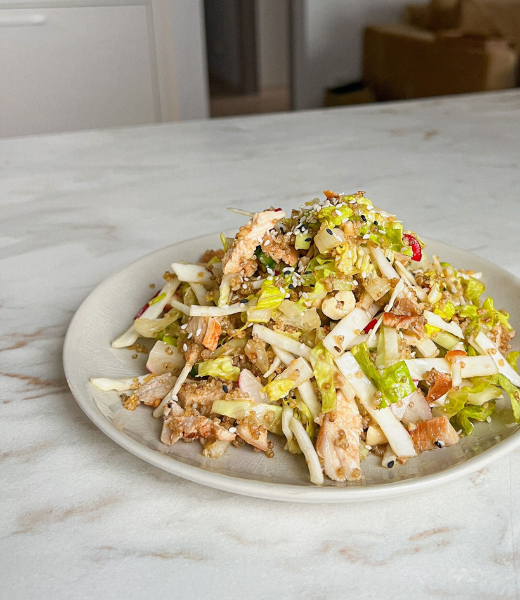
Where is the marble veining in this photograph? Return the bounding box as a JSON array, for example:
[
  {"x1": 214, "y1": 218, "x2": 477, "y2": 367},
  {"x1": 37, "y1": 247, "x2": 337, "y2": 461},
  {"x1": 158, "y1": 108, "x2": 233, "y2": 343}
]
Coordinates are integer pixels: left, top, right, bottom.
[{"x1": 1, "y1": 90, "x2": 520, "y2": 599}]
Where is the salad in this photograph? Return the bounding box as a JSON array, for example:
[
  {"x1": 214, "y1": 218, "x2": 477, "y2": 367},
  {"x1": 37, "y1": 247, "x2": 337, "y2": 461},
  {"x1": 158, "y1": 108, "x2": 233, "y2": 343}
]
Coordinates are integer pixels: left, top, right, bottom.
[{"x1": 91, "y1": 191, "x2": 520, "y2": 485}]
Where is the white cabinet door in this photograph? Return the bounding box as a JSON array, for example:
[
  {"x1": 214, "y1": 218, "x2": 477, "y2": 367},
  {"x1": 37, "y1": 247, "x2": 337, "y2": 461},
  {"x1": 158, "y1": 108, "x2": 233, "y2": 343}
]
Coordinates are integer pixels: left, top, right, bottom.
[{"x1": 0, "y1": 5, "x2": 160, "y2": 137}]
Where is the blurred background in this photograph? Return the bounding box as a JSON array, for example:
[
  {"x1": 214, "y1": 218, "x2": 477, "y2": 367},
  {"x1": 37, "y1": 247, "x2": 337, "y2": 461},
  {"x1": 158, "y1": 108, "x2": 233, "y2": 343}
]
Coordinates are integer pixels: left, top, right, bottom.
[{"x1": 1, "y1": 0, "x2": 519, "y2": 137}]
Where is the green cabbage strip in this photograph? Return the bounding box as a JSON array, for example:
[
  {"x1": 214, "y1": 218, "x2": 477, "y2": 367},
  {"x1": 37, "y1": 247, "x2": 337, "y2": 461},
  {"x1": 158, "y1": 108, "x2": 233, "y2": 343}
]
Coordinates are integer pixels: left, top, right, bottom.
[
  {"x1": 148, "y1": 292, "x2": 166, "y2": 306},
  {"x1": 220, "y1": 233, "x2": 229, "y2": 252},
  {"x1": 309, "y1": 342, "x2": 337, "y2": 413},
  {"x1": 196, "y1": 356, "x2": 240, "y2": 381},
  {"x1": 351, "y1": 343, "x2": 416, "y2": 408},
  {"x1": 254, "y1": 246, "x2": 277, "y2": 269},
  {"x1": 450, "y1": 402, "x2": 496, "y2": 436},
  {"x1": 293, "y1": 391, "x2": 316, "y2": 441}
]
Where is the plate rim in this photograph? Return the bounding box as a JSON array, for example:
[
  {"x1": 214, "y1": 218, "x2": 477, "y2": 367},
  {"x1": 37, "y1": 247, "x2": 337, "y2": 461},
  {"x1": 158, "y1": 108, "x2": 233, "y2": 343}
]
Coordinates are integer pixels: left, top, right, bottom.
[{"x1": 63, "y1": 232, "x2": 520, "y2": 503}]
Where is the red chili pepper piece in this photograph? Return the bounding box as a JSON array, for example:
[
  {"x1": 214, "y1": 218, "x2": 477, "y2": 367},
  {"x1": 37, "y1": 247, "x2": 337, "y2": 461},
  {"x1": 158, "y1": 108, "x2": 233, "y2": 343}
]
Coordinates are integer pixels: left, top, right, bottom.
[
  {"x1": 403, "y1": 234, "x2": 422, "y2": 262},
  {"x1": 364, "y1": 318, "x2": 377, "y2": 333},
  {"x1": 134, "y1": 290, "x2": 160, "y2": 320},
  {"x1": 274, "y1": 208, "x2": 283, "y2": 212}
]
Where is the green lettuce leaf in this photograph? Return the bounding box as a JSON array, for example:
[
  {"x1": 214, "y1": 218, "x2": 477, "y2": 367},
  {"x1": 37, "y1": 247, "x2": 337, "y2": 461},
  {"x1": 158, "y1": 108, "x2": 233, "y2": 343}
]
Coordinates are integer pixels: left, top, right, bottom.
[
  {"x1": 263, "y1": 378, "x2": 295, "y2": 402},
  {"x1": 463, "y1": 276, "x2": 486, "y2": 305},
  {"x1": 197, "y1": 356, "x2": 240, "y2": 381},
  {"x1": 450, "y1": 401, "x2": 495, "y2": 436},
  {"x1": 257, "y1": 279, "x2": 286, "y2": 310},
  {"x1": 351, "y1": 343, "x2": 416, "y2": 408},
  {"x1": 317, "y1": 204, "x2": 353, "y2": 227},
  {"x1": 507, "y1": 351, "x2": 519, "y2": 373},
  {"x1": 443, "y1": 377, "x2": 503, "y2": 417},
  {"x1": 309, "y1": 342, "x2": 337, "y2": 413},
  {"x1": 482, "y1": 297, "x2": 513, "y2": 331},
  {"x1": 489, "y1": 374, "x2": 520, "y2": 422},
  {"x1": 434, "y1": 301, "x2": 456, "y2": 321}
]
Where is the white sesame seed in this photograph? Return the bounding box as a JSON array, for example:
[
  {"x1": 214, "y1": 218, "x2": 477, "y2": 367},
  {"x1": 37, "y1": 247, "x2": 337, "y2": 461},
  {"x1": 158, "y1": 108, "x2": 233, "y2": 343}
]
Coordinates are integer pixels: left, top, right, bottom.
[
  {"x1": 486, "y1": 416, "x2": 492, "y2": 423},
  {"x1": 180, "y1": 324, "x2": 188, "y2": 330},
  {"x1": 242, "y1": 284, "x2": 247, "y2": 289},
  {"x1": 365, "y1": 445, "x2": 372, "y2": 450},
  {"x1": 183, "y1": 344, "x2": 188, "y2": 351},
  {"x1": 264, "y1": 239, "x2": 270, "y2": 246},
  {"x1": 196, "y1": 328, "x2": 202, "y2": 336},
  {"x1": 187, "y1": 332, "x2": 193, "y2": 339},
  {"x1": 363, "y1": 234, "x2": 370, "y2": 239},
  {"x1": 229, "y1": 427, "x2": 237, "y2": 433}
]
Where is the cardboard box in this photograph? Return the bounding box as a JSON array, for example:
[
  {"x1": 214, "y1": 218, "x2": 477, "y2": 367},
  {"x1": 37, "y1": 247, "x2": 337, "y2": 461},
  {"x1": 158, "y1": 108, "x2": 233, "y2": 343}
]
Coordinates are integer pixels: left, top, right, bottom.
[
  {"x1": 363, "y1": 23, "x2": 518, "y2": 101},
  {"x1": 458, "y1": 0, "x2": 520, "y2": 50}
]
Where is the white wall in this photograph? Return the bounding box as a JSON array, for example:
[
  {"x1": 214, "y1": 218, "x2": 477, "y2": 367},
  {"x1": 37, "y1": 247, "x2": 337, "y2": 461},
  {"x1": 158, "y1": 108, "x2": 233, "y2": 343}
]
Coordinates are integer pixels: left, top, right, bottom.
[
  {"x1": 291, "y1": 0, "x2": 421, "y2": 110},
  {"x1": 170, "y1": 0, "x2": 209, "y2": 120},
  {"x1": 256, "y1": 0, "x2": 290, "y2": 89}
]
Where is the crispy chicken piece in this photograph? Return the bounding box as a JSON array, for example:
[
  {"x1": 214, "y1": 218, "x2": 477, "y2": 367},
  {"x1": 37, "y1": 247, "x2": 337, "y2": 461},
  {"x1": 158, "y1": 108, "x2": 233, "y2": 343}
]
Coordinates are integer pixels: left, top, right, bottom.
[
  {"x1": 161, "y1": 409, "x2": 235, "y2": 446},
  {"x1": 123, "y1": 373, "x2": 175, "y2": 410},
  {"x1": 177, "y1": 378, "x2": 229, "y2": 416},
  {"x1": 185, "y1": 316, "x2": 222, "y2": 352},
  {"x1": 382, "y1": 313, "x2": 425, "y2": 336},
  {"x1": 261, "y1": 232, "x2": 299, "y2": 267},
  {"x1": 424, "y1": 369, "x2": 452, "y2": 404},
  {"x1": 392, "y1": 296, "x2": 423, "y2": 317},
  {"x1": 223, "y1": 210, "x2": 285, "y2": 274},
  {"x1": 316, "y1": 391, "x2": 363, "y2": 482},
  {"x1": 236, "y1": 412, "x2": 269, "y2": 451},
  {"x1": 411, "y1": 416, "x2": 460, "y2": 452}
]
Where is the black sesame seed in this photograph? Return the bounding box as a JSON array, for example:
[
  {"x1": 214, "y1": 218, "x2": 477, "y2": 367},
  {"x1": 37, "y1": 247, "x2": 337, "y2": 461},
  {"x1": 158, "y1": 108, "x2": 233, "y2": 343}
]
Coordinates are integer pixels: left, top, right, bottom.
[
  {"x1": 374, "y1": 220, "x2": 378, "y2": 225},
  {"x1": 387, "y1": 460, "x2": 395, "y2": 469},
  {"x1": 305, "y1": 237, "x2": 312, "y2": 242},
  {"x1": 305, "y1": 271, "x2": 311, "y2": 274},
  {"x1": 280, "y1": 228, "x2": 285, "y2": 234},
  {"x1": 288, "y1": 284, "x2": 294, "y2": 289},
  {"x1": 434, "y1": 441, "x2": 442, "y2": 448},
  {"x1": 361, "y1": 215, "x2": 367, "y2": 222},
  {"x1": 326, "y1": 228, "x2": 333, "y2": 235},
  {"x1": 222, "y1": 385, "x2": 229, "y2": 393},
  {"x1": 386, "y1": 257, "x2": 391, "y2": 263},
  {"x1": 240, "y1": 298, "x2": 248, "y2": 304}
]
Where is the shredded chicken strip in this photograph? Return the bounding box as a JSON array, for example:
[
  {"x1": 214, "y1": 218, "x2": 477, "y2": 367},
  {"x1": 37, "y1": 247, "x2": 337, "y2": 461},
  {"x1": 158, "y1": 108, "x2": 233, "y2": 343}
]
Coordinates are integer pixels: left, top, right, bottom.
[
  {"x1": 223, "y1": 210, "x2": 285, "y2": 274},
  {"x1": 316, "y1": 390, "x2": 362, "y2": 482}
]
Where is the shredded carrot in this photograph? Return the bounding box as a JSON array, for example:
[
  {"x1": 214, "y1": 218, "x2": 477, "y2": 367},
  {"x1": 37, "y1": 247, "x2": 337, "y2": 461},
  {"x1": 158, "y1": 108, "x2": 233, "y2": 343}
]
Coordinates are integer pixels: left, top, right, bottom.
[{"x1": 323, "y1": 190, "x2": 339, "y2": 199}]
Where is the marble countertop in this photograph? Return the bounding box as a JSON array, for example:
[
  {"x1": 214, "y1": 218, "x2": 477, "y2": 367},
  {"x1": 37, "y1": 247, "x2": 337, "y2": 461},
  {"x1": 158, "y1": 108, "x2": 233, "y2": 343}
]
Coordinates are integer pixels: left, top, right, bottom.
[{"x1": 2, "y1": 90, "x2": 520, "y2": 599}]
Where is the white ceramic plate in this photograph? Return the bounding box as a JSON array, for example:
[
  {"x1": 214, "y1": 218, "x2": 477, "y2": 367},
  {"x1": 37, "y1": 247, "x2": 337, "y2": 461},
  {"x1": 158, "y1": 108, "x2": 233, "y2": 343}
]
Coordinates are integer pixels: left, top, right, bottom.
[{"x1": 64, "y1": 233, "x2": 520, "y2": 502}]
